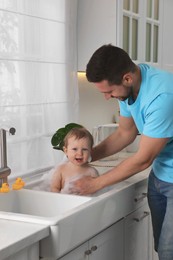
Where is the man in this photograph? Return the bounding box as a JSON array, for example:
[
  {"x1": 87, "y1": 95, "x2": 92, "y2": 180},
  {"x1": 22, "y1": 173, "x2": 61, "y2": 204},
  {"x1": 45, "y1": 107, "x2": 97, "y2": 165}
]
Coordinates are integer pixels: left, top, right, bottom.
[{"x1": 72, "y1": 44, "x2": 173, "y2": 259}]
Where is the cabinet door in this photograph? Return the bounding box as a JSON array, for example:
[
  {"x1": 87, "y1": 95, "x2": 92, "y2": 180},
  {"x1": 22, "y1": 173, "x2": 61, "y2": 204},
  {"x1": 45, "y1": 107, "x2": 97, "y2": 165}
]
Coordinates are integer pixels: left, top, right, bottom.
[
  {"x1": 59, "y1": 219, "x2": 124, "y2": 260},
  {"x1": 59, "y1": 242, "x2": 89, "y2": 260},
  {"x1": 153, "y1": 249, "x2": 159, "y2": 260},
  {"x1": 89, "y1": 219, "x2": 124, "y2": 260},
  {"x1": 77, "y1": 0, "x2": 117, "y2": 71},
  {"x1": 124, "y1": 203, "x2": 152, "y2": 260}
]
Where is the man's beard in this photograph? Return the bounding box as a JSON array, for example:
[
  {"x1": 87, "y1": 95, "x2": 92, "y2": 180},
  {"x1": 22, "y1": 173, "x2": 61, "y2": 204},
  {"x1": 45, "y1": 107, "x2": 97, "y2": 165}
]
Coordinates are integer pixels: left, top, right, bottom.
[{"x1": 115, "y1": 86, "x2": 133, "y2": 101}]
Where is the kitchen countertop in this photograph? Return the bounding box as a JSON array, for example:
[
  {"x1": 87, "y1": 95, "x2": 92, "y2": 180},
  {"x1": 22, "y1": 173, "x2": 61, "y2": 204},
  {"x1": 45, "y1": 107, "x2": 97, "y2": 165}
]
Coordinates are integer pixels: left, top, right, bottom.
[
  {"x1": 0, "y1": 219, "x2": 49, "y2": 260},
  {"x1": 90, "y1": 151, "x2": 151, "y2": 179}
]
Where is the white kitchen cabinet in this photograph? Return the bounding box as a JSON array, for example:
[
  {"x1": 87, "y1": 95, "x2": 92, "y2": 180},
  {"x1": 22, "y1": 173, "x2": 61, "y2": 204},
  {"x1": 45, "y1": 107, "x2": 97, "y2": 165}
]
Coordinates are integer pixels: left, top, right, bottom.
[
  {"x1": 161, "y1": 0, "x2": 173, "y2": 71},
  {"x1": 59, "y1": 178, "x2": 154, "y2": 260},
  {"x1": 77, "y1": 0, "x2": 165, "y2": 71},
  {"x1": 124, "y1": 203, "x2": 152, "y2": 260},
  {"x1": 153, "y1": 251, "x2": 159, "y2": 260},
  {"x1": 59, "y1": 219, "x2": 124, "y2": 260},
  {"x1": 58, "y1": 242, "x2": 88, "y2": 260},
  {"x1": 4, "y1": 243, "x2": 39, "y2": 260},
  {"x1": 77, "y1": 0, "x2": 117, "y2": 71},
  {"x1": 153, "y1": 248, "x2": 159, "y2": 260},
  {"x1": 89, "y1": 219, "x2": 124, "y2": 260},
  {"x1": 59, "y1": 204, "x2": 153, "y2": 260}
]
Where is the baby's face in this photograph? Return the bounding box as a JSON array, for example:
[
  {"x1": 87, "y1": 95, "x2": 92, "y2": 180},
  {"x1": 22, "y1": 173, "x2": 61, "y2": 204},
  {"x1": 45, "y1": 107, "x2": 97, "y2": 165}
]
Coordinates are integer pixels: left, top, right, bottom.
[{"x1": 64, "y1": 136, "x2": 91, "y2": 165}]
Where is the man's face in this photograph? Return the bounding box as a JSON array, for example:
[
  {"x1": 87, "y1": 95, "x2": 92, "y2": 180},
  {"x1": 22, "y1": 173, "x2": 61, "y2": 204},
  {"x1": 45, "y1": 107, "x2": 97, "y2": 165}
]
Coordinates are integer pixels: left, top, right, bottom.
[{"x1": 95, "y1": 80, "x2": 133, "y2": 101}]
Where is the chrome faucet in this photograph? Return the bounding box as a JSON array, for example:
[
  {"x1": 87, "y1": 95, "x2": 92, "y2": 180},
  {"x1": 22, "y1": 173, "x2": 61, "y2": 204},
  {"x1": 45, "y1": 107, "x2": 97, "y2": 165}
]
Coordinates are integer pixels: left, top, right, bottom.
[{"x1": 0, "y1": 127, "x2": 16, "y2": 186}]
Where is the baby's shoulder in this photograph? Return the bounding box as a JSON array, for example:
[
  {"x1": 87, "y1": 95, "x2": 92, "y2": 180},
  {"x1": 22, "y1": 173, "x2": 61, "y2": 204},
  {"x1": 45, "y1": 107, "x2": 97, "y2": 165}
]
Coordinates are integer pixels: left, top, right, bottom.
[{"x1": 53, "y1": 162, "x2": 68, "y2": 173}]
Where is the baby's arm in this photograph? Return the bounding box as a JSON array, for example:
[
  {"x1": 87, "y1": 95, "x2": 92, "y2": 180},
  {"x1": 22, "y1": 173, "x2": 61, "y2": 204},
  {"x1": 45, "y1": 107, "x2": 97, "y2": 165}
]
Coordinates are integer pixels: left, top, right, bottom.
[{"x1": 50, "y1": 166, "x2": 62, "y2": 193}]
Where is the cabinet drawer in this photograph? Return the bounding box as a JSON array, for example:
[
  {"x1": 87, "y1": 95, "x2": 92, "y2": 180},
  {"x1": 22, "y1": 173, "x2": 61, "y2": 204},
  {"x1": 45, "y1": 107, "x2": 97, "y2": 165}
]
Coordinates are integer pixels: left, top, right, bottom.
[
  {"x1": 131, "y1": 179, "x2": 148, "y2": 210},
  {"x1": 124, "y1": 203, "x2": 152, "y2": 260}
]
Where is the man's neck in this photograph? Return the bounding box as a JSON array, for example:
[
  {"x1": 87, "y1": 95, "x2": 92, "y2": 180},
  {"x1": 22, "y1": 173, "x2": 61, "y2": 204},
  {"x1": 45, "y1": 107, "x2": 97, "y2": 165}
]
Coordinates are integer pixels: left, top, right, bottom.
[{"x1": 132, "y1": 66, "x2": 141, "y2": 100}]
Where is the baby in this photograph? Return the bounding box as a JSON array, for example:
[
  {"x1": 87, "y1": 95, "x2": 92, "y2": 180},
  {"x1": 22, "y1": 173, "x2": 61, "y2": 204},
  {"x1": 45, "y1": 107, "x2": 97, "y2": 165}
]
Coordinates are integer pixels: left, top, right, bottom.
[{"x1": 50, "y1": 127, "x2": 99, "y2": 193}]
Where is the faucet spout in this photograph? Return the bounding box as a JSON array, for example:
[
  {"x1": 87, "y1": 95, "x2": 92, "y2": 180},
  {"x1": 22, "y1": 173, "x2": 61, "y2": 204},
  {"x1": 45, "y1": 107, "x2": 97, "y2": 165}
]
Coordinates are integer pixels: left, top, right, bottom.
[{"x1": 0, "y1": 127, "x2": 16, "y2": 186}]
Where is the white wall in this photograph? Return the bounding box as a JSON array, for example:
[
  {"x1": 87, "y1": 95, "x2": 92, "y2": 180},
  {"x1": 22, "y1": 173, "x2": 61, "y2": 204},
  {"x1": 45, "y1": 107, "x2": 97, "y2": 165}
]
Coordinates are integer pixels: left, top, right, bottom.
[{"x1": 78, "y1": 73, "x2": 119, "y2": 133}]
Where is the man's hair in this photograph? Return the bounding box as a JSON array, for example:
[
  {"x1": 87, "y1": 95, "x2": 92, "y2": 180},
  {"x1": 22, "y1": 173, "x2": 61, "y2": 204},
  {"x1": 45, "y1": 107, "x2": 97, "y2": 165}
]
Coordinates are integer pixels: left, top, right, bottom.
[
  {"x1": 64, "y1": 128, "x2": 94, "y2": 148},
  {"x1": 86, "y1": 44, "x2": 136, "y2": 85}
]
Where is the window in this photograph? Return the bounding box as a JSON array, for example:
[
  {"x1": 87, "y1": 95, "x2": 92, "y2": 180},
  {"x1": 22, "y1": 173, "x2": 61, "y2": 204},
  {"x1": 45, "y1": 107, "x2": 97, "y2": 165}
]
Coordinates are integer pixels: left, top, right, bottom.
[{"x1": 0, "y1": 1, "x2": 78, "y2": 180}]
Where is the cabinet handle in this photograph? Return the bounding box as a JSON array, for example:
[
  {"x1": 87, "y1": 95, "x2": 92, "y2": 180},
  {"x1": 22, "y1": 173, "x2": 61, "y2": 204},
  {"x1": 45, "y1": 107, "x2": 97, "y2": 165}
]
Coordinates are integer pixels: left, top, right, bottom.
[
  {"x1": 85, "y1": 249, "x2": 92, "y2": 255},
  {"x1": 91, "y1": 245, "x2": 98, "y2": 251},
  {"x1": 133, "y1": 211, "x2": 150, "y2": 222},
  {"x1": 134, "y1": 192, "x2": 147, "y2": 202}
]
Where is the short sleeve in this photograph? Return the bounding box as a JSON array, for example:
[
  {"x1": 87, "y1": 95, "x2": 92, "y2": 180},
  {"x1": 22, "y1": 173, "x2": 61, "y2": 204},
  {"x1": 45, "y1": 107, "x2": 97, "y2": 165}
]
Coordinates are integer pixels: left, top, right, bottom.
[
  {"x1": 143, "y1": 93, "x2": 173, "y2": 138},
  {"x1": 118, "y1": 100, "x2": 131, "y2": 118}
]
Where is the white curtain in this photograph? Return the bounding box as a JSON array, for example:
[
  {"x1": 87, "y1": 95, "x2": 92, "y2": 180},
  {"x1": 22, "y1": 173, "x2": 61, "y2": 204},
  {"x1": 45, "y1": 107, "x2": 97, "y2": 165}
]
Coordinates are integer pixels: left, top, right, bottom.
[{"x1": 0, "y1": 0, "x2": 79, "y2": 179}]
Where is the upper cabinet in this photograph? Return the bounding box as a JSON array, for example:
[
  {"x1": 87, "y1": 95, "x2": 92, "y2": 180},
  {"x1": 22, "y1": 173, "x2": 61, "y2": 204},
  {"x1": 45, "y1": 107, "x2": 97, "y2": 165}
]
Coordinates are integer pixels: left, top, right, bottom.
[
  {"x1": 77, "y1": 0, "x2": 117, "y2": 71},
  {"x1": 77, "y1": 0, "x2": 164, "y2": 72},
  {"x1": 119, "y1": 0, "x2": 163, "y2": 66},
  {"x1": 162, "y1": 0, "x2": 173, "y2": 72}
]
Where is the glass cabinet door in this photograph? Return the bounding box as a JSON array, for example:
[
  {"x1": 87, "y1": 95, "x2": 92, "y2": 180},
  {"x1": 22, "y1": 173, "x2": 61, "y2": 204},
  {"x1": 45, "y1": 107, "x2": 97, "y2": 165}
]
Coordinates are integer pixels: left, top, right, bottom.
[{"x1": 118, "y1": 0, "x2": 163, "y2": 65}]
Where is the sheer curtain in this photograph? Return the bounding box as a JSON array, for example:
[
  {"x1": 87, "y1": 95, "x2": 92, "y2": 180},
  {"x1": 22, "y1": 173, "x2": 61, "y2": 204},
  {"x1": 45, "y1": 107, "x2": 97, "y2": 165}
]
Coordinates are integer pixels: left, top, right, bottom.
[{"x1": 0, "y1": 0, "x2": 78, "y2": 179}]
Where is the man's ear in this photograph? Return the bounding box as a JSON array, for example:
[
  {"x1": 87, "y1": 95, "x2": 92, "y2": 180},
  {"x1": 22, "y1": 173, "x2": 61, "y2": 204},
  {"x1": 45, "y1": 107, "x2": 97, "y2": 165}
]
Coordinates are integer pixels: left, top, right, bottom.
[{"x1": 122, "y1": 73, "x2": 133, "y2": 86}]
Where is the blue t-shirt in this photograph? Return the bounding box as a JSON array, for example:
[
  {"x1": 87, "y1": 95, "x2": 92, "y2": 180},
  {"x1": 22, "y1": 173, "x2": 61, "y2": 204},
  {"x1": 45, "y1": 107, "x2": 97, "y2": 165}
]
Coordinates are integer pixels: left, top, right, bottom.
[{"x1": 119, "y1": 64, "x2": 173, "y2": 183}]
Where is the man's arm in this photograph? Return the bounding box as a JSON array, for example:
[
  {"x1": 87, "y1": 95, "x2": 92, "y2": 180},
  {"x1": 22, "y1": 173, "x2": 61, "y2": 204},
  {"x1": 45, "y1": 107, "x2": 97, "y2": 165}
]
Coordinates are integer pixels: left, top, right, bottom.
[
  {"x1": 72, "y1": 134, "x2": 168, "y2": 195},
  {"x1": 91, "y1": 116, "x2": 139, "y2": 161}
]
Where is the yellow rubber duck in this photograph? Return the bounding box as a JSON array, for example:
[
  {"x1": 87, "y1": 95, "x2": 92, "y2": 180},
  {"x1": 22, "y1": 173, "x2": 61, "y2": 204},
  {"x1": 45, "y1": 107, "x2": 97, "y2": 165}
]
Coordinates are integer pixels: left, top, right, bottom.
[
  {"x1": 0, "y1": 183, "x2": 10, "y2": 193},
  {"x1": 12, "y1": 177, "x2": 25, "y2": 190}
]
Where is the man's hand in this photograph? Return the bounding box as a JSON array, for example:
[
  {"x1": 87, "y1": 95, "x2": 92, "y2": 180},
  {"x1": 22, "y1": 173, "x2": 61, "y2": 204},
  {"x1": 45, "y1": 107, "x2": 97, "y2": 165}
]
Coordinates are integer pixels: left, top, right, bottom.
[{"x1": 69, "y1": 176, "x2": 101, "y2": 196}]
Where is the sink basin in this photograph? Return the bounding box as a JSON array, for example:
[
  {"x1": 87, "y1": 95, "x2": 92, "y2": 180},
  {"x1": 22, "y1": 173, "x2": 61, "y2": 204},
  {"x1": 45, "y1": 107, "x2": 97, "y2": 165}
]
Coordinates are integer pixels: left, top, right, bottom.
[
  {"x1": 0, "y1": 184, "x2": 132, "y2": 259},
  {"x1": 0, "y1": 189, "x2": 92, "y2": 224},
  {"x1": 0, "y1": 177, "x2": 137, "y2": 259}
]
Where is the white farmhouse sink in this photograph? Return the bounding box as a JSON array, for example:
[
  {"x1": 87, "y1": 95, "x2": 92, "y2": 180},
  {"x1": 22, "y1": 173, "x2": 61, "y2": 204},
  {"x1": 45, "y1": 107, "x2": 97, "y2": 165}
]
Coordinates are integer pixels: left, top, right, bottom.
[
  {"x1": 0, "y1": 183, "x2": 133, "y2": 259},
  {"x1": 0, "y1": 176, "x2": 140, "y2": 259},
  {"x1": 0, "y1": 189, "x2": 92, "y2": 224}
]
